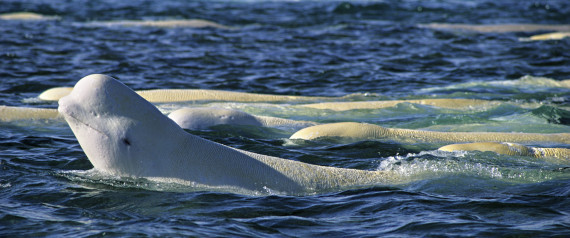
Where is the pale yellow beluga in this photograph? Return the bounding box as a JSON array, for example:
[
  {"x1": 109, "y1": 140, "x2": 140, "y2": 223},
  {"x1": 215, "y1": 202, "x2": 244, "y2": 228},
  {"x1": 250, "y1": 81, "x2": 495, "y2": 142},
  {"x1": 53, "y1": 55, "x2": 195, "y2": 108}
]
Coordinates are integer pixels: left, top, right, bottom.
[
  {"x1": 521, "y1": 32, "x2": 570, "y2": 41},
  {"x1": 38, "y1": 87, "x2": 74, "y2": 101},
  {"x1": 419, "y1": 23, "x2": 570, "y2": 33},
  {"x1": 290, "y1": 122, "x2": 570, "y2": 145},
  {"x1": 300, "y1": 99, "x2": 500, "y2": 111},
  {"x1": 0, "y1": 106, "x2": 59, "y2": 121},
  {"x1": 86, "y1": 19, "x2": 235, "y2": 30},
  {"x1": 39, "y1": 87, "x2": 335, "y2": 103},
  {"x1": 419, "y1": 75, "x2": 570, "y2": 93},
  {"x1": 419, "y1": 23, "x2": 570, "y2": 42},
  {"x1": 0, "y1": 12, "x2": 60, "y2": 21},
  {"x1": 0, "y1": 104, "x2": 316, "y2": 131},
  {"x1": 438, "y1": 142, "x2": 570, "y2": 159}
]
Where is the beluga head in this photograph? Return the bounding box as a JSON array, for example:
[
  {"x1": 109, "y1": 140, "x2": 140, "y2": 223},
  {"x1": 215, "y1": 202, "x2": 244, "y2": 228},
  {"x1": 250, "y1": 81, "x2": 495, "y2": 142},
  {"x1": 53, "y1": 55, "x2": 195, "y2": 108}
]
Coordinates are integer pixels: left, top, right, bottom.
[{"x1": 58, "y1": 74, "x2": 185, "y2": 177}]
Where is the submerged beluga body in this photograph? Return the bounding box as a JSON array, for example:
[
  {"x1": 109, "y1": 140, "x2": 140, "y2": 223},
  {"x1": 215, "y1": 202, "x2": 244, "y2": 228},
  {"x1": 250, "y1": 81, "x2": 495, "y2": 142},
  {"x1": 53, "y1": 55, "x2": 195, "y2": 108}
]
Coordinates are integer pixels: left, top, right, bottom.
[{"x1": 57, "y1": 74, "x2": 392, "y2": 195}]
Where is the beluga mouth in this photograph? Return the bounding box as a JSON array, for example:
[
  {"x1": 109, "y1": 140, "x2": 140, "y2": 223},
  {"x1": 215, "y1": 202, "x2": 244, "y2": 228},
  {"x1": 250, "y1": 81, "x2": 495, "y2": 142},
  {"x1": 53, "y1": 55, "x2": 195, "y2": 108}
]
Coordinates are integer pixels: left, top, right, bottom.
[
  {"x1": 57, "y1": 81, "x2": 107, "y2": 139},
  {"x1": 59, "y1": 109, "x2": 108, "y2": 139}
]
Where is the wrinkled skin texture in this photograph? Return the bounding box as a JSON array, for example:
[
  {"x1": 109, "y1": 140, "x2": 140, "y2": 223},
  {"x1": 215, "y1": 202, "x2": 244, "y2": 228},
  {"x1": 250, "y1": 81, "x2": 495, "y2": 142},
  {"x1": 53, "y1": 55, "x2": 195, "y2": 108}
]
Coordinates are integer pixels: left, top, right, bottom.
[
  {"x1": 58, "y1": 74, "x2": 392, "y2": 195},
  {"x1": 290, "y1": 122, "x2": 570, "y2": 147},
  {"x1": 300, "y1": 99, "x2": 501, "y2": 111},
  {"x1": 439, "y1": 142, "x2": 570, "y2": 159}
]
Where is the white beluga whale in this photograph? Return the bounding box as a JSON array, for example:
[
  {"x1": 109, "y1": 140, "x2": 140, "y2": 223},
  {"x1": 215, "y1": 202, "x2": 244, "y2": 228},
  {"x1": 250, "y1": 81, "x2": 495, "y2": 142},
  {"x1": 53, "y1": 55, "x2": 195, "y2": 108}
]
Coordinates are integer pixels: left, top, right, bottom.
[
  {"x1": 168, "y1": 107, "x2": 317, "y2": 130},
  {"x1": 168, "y1": 107, "x2": 263, "y2": 130},
  {"x1": 58, "y1": 74, "x2": 396, "y2": 195}
]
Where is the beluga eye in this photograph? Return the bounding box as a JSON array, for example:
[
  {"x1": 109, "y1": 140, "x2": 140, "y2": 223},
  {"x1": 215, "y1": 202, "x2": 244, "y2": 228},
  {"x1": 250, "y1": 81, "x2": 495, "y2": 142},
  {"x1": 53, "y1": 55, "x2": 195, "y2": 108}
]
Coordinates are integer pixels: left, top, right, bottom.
[{"x1": 122, "y1": 137, "x2": 131, "y2": 146}]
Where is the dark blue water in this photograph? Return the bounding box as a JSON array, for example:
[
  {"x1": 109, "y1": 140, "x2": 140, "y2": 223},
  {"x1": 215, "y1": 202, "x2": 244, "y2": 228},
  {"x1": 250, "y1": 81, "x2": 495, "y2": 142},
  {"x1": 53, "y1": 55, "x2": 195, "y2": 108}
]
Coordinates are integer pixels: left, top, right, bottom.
[{"x1": 1, "y1": 0, "x2": 570, "y2": 236}]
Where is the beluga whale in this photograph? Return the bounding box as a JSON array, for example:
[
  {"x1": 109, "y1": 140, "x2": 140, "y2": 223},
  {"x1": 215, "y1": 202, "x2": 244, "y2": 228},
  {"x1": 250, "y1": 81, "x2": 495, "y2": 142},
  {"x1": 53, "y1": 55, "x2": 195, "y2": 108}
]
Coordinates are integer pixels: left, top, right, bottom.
[
  {"x1": 438, "y1": 142, "x2": 570, "y2": 159},
  {"x1": 168, "y1": 107, "x2": 317, "y2": 130},
  {"x1": 58, "y1": 74, "x2": 397, "y2": 195},
  {"x1": 290, "y1": 122, "x2": 570, "y2": 147}
]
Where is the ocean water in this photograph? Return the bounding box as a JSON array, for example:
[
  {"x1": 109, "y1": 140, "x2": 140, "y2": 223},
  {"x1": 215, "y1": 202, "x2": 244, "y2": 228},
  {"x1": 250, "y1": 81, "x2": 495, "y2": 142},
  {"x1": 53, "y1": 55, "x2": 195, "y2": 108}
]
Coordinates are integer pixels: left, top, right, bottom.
[{"x1": 1, "y1": 0, "x2": 570, "y2": 237}]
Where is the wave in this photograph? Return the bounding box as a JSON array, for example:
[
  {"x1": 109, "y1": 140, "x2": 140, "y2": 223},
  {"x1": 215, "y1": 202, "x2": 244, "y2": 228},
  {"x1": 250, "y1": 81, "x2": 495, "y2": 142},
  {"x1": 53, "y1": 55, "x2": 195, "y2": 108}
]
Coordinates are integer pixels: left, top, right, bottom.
[{"x1": 378, "y1": 150, "x2": 570, "y2": 187}]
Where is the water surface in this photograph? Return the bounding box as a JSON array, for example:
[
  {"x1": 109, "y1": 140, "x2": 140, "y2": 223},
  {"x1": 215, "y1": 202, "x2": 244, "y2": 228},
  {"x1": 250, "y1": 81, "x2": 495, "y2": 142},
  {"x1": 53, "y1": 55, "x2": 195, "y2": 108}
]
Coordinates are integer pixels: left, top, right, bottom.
[{"x1": 1, "y1": 0, "x2": 569, "y2": 236}]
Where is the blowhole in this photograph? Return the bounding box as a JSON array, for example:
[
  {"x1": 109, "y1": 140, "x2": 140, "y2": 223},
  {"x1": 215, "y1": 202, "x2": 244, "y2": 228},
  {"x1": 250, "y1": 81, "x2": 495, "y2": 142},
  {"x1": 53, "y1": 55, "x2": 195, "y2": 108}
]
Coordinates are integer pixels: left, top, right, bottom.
[{"x1": 122, "y1": 138, "x2": 131, "y2": 146}]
